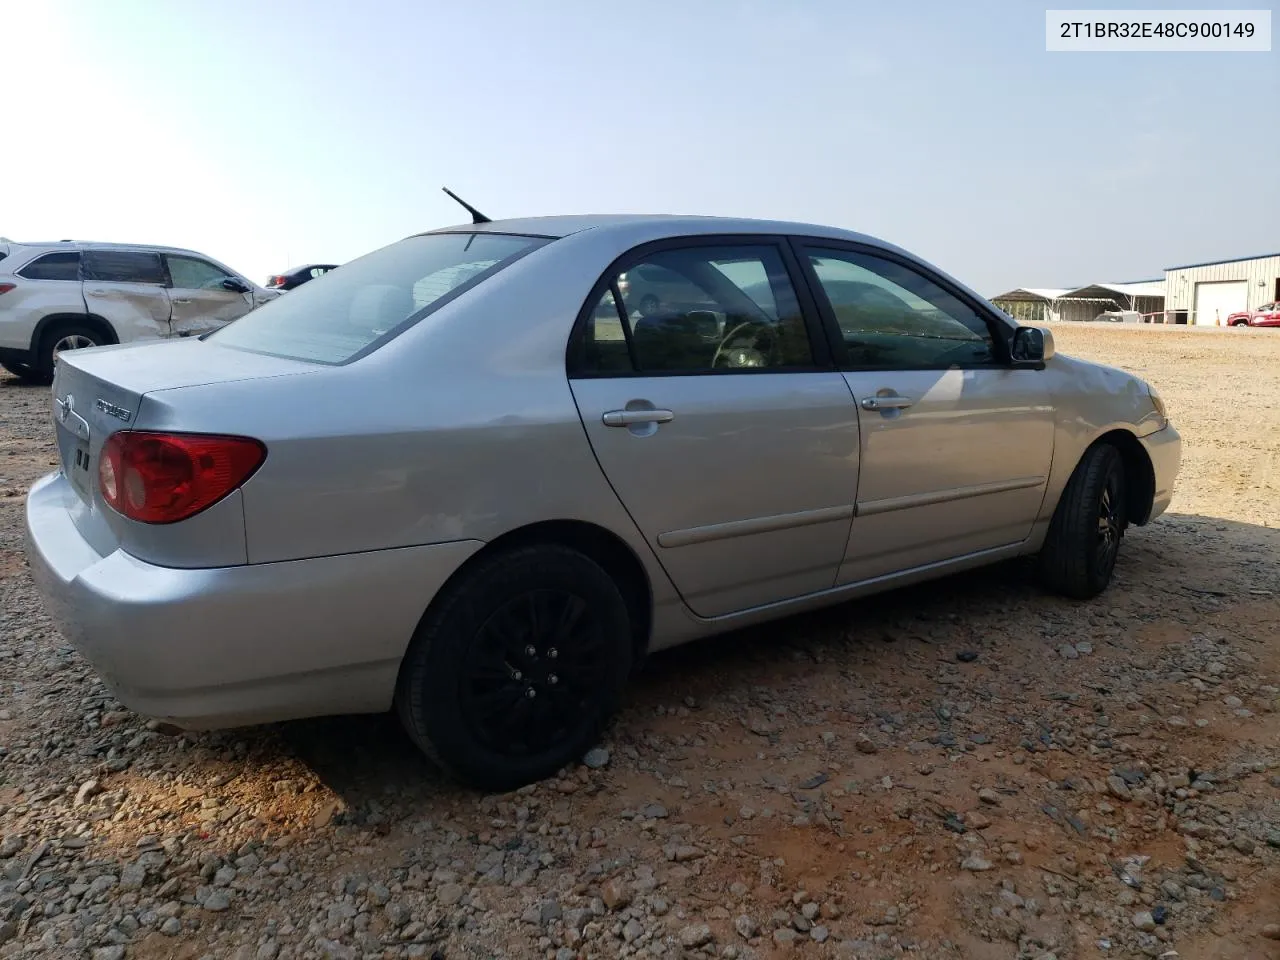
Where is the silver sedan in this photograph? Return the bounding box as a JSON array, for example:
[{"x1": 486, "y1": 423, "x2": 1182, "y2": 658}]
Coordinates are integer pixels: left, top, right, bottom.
[{"x1": 24, "y1": 214, "x2": 1181, "y2": 789}]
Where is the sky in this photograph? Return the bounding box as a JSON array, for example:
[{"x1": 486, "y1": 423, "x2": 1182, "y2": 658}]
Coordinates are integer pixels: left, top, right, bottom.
[{"x1": 2, "y1": 0, "x2": 1276, "y2": 295}]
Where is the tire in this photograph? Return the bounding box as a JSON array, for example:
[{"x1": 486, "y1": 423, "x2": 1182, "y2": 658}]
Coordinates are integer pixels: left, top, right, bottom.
[
  {"x1": 395, "y1": 544, "x2": 633, "y2": 791},
  {"x1": 36, "y1": 323, "x2": 106, "y2": 380},
  {"x1": 0, "y1": 360, "x2": 43, "y2": 384},
  {"x1": 1039, "y1": 443, "x2": 1127, "y2": 600}
]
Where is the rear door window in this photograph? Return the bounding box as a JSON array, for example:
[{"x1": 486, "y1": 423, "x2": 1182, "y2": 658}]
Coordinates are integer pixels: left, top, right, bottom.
[
  {"x1": 210, "y1": 232, "x2": 549, "y2": 364},
  {"x1": 18, "y1": 251, "x2": 81, "y2": 281},
  {"x1": 82, "y1": 250, "x2": 167, "y2": 285}
]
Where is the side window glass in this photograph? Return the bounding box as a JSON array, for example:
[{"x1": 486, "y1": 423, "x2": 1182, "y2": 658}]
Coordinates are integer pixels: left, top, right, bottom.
[
  {"x1": 805, "y1": 248, "x2": 995, "y2": 368},
  {"x1": 168, "y1": 255, "x2": 232, "y2": 290},
  {"x1": 582, "y1": 245, "x2": 813, "y2": 374},
  {"x1": 82, "y1": 250, "x2": 166, "y2": 285},
  {"x1": 18, "y1": 252, "x2": 81, "y2": 281}
]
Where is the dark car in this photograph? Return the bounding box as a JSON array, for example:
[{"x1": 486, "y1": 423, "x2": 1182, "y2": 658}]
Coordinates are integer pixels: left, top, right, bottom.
[{"x1": 266, "y1": 263, "x2": 339, "y2": 292}]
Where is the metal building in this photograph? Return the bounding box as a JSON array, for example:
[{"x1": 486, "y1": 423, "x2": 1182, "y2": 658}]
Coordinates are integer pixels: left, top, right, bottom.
[
  {"x1": 1054, "y1": 281, "x2": 1165, "y2": 323},
  {"x1": 1163, "y1": 253, "x2": 1280, "y2": 326}
]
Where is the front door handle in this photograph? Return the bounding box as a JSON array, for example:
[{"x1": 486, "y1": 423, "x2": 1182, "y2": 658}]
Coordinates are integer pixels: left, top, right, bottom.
[
  {"x1": 602, "y1": 408, "x2": 675, "y2": 427},
  {"x1": 860, "y1": 395, "x2": 914, "y2": 411},
  {"x1": 171, "y1": 298, "x2": 192, "y2": 304}
]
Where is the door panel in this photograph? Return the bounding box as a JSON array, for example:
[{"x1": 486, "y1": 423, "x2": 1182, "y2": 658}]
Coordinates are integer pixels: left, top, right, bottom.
[
  {"x1": 792, "y1": 241, "x2": 1056, "y2": 584},
  {"x1": 839, "y1": 367, "x2": 1053, "y2": 583},
  {"x1": 569, "y1": 238, "x2": 858, "y2": 618},
  {"x1": 165, "y1": 255, "x2": 254, "y2": 336},
  {"x1": 80, "y1": 250, "x2": 171, "y2": 340},
  {"x1": 571, "y1": 374, "x2": 859, "y2": 616}
]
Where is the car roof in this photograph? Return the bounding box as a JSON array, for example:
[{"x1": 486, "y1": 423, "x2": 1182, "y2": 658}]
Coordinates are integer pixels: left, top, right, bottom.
[
  {"x1": 8, "y1": 240, "x2": 209, "y2": 256},
  {"x1": 418, "y1": 213, "x2": 888, "y2": 246}
]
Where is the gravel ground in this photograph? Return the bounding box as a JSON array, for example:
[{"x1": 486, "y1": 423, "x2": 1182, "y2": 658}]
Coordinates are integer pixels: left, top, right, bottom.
[{"x1": 1, "y1": 324, "x2": 1278, "y2": 960}]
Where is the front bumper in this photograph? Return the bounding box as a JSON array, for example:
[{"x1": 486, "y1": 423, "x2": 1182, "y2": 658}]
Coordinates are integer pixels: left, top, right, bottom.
[
  {"x1": 1139, "y1": 421, "x2": 1182, "y2": 523},
  {"x1": 24, "y1": 471, "x2": 482, "y2": 729}
]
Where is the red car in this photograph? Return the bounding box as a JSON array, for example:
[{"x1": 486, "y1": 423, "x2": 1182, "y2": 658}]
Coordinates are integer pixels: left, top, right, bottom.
[{"x1": 1228, "y1": 301, "x2": 1280, "y2": 327}]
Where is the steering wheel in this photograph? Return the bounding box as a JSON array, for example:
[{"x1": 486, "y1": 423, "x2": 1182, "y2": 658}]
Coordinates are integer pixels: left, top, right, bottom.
[{"x1": 712, "y1": 319, "x2": 776, "y2": 369}]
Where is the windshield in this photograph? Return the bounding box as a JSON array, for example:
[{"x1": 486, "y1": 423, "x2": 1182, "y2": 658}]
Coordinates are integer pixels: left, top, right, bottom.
[{"x1": 210, "y1": 232, "x2": 550, "y2": 363}]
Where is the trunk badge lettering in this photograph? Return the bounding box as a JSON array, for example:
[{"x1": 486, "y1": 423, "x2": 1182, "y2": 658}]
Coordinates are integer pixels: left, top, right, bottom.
[
  {"x1": 55, "y1": 394, "x2": 73, "y2": 423},
  {"x1": 95, "y1": 398, "x2": 131, "y2": 423}
]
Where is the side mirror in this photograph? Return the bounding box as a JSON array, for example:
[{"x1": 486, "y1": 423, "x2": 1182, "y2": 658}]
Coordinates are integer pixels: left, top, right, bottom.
[
  {"x1": 1013, "y1": 325, "x2": 1054, "y2": 366},
  {"x1": 221, "y1": 277, "x2": 250, "y2": 293},
  {"x1": 1011, "y1": 326, "x2": 1054, "y2": 366}
]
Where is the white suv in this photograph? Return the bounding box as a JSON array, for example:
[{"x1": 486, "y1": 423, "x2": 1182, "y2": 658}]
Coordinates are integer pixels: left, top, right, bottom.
[{"x1": 0, "y1": 240, "x2": 277, "y2": 383}]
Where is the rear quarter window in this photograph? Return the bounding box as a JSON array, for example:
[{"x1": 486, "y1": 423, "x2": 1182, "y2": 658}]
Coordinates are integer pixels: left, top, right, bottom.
[
  {"x1": 18, "y1": 251, "x2": 81, "y2": 281},
  {"x1": 210, "y1": 232, "x2": 550, "y2": 364}
]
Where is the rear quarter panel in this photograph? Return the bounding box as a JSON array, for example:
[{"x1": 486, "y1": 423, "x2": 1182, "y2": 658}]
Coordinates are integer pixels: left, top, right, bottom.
[
  {"x1": 0, "y1": 279, "x2": 86, "y2": 350},
  {"x1": 134, "y1": 231, "x2": 688, "y2": 614}
]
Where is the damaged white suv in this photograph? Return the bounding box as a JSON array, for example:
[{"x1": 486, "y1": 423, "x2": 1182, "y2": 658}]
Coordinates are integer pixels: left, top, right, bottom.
[{"x1": 0, "y1": 239, "x2": 276, "y2": 383}]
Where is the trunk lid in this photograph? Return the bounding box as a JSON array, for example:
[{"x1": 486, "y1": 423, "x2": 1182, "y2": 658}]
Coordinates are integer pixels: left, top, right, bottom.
[{"x1": 50, "y1": 339, "x2": 318, "y2": 511}]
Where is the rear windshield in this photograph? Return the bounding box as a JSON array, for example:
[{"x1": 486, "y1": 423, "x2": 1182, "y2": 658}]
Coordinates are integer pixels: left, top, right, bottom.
[{"x1": 210, "y1": 232, "x2": 550, "y2": 363}]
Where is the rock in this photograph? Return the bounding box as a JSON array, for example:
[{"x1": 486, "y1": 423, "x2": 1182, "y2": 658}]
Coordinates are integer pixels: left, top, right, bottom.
[
  {"x1": 436, "y1": 882, "x2": 465, "y2": 906},
  {"x1": 160, "y1": 917, "x2": 182, "y2": 935},
  {"x1": 623, "y1": 918, "x2": 645, "y2": 942},
  {"x1": 978, "y1": 788, "x2": 1000, "y2": 805},
  {"x1": 119, "y1": 861, "x2": 147, "y2": 891},
  {"x1": 1223, "y1": 695, "x2": 1243, "y2": 708},
  {"x1": 1261, "y1": 924, "x2": 1280, "y2": 941},
  {"x1": 213, "y1": 865, "x2": 237, "y2": 886},
  {"x1": 854, "y1": 735, "x2": 878, "y2": 754},
  {"x1": 0, "y1": 835, "x2": 24, "y2": 859},
  {"x1": 1107, "y1": 776, "x2": 1133, "y2": 801},
  {"x1": 961, "y1": 855, "x2": 993, "y2": 872},
  {"x1": 601, "y1": 877, "x2": 631, "y2": 911},
  {"x1": 203, "y1": 890, "x2": 231, "y2": 912},
  {"x1": 1075, "y1": 641, "x2": 1093, "y2": 654},
  {"x1": 75, "y1": 779, "x2": 102, "y2": 805},
  {"x1": 93, "y1": 948, "x2": 126, "y2": 960},
  {"x1": 811, "y1": 925, "x2": 830, "y2": 943},
  {"x1": 385, "y1": 901, "x2": 412, "y2": 928},
  {"x1": 734, "y1": 914, "x2": 759, "y2": 939},
  {"x1": 1133, "y1": 911, "x2": 1156, "y2": 932},
  {"x1": 642, "y1": 803, "x2": 668, "y2": 820},
  {"x1": 774, "y1": 928, "x2": 799, "y2": 945},
  {"x1": 0, "y1": 922, "x2": 14, "y2": 946},
  {"x1": 538, "y1": 899, "x2": 562, "y2": 925},
  {"x1": 582, "y1": 747, "x2": 610, "y2": 769},
  {"x1": 1058, "y1": 644, "x2": 1079, "y2": 660},
  {"x1": 680, "y1": 922, "x2": 714, "y2": 948},
  {"x1": 956, "y1": 651, "x2": 979, "y2": 663}
]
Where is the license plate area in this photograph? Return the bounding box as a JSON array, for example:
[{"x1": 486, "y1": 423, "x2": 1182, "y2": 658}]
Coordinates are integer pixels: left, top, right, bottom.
[
  {"x1": 68, "y1": 439, "x2": 92, "y2": 499},
  {"x1": 55, "y1": 420, "x2": 93, "y2": 504}
]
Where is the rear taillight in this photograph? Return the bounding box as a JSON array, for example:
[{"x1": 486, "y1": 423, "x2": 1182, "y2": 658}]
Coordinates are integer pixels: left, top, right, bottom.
[
  {"x1": 269, "y1": 276, "x2": 286, "y2": 287},
  {"x1": 98, "y1": 431, "x2": 266, "y2": 524},
  {"x1": 0, "y1": 283, "x2": 14, "y2": 295}
]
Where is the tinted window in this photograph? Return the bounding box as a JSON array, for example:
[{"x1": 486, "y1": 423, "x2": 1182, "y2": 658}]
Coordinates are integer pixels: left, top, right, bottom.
[
  {"x1": 581, "y1": 245, "x2": 814, "y2": 374},
  {"x1": 804, "y1": 248, "x2": 995, "y2": 368},
  {"x1": 168, "y1": 255, "x2": 233, "y2": 290},
  {"x1": 210, "y1": 232, "x2": 548, "y2": 364},
  {"x1": 18, "y1": 251, "x2": 80, "y2": 281},
  {"x1": 81, "y1": 250, "x2": 166, "y2": 285}
]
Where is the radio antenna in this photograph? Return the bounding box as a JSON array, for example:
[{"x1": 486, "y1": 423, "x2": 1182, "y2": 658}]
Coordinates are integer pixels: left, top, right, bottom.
[{"x1": 442, "y1": 186, "x2": 491, "y2": 224}]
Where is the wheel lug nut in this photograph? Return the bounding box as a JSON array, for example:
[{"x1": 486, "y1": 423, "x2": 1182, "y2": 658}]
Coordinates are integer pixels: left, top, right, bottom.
[
  {"x1": 525, "y1": 688, "x2": 537, "y2": 699},
  {"x1": 548, "y1": 674, "x2": 558, "y2": 685},
  {"x1": 524, "y1": 645, "x2": 537, "y2": 657},
  {"x1": 547, "y1": 648, "x2": 558, "y2": 659},
  {"x1": 512, "y1": 670, "x2": 522, "y2": 681}
]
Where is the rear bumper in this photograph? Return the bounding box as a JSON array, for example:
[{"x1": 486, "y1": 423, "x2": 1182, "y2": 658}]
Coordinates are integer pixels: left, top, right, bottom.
[
  {"x1": 24, "y1": 470, "x2": 483, "y2": 729},
  {"x1": 0, "y1": 345, "x2": 34, "y2": 368},
  {"x1": 1140, "y1": 422, "x2": 1181, "y2": 523}
]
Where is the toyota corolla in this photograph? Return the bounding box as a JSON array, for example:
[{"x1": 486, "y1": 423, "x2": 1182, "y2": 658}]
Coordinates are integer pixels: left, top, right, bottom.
[{"x1": 24, "y1": 213, "x2": 1181, "y2": 790}]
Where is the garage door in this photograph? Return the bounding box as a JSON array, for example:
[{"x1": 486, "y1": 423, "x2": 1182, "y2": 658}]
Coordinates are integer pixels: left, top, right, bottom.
[{"x1": 1193, "y1": 280, "x2": 1247, "y2": 326}]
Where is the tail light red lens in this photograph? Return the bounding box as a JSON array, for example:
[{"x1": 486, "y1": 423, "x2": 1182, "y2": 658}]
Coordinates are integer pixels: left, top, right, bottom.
[
  {"x1": 0, "y1": 283, "x2": 15, "y2": 295},
  {"x1": 98, "y1": 432, "x2": 266, "y2": 524}
]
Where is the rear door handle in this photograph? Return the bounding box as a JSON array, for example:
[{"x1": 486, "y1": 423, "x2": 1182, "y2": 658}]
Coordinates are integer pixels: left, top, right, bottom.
[
  {"x1": 860, "y1": 395, "x2": 914, "y2": 410},
  {"x1": 602, "y1": 408, "x2": 675, "y2": 427},
  {"x1": 171, "y1": 298, "x2": 192, "y2": 304}
]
